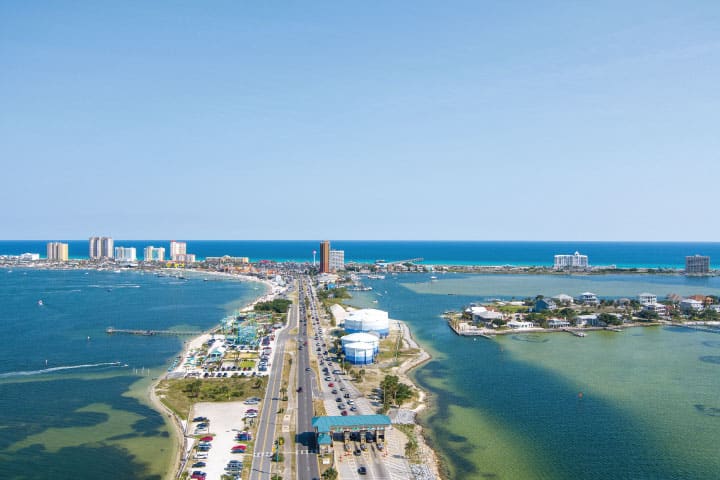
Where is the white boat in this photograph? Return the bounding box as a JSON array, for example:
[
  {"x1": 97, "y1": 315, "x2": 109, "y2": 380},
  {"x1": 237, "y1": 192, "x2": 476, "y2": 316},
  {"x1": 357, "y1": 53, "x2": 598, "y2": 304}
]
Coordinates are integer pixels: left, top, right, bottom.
[{"x1": 37, "y1": 300, "x2": 43, "y2": 306}]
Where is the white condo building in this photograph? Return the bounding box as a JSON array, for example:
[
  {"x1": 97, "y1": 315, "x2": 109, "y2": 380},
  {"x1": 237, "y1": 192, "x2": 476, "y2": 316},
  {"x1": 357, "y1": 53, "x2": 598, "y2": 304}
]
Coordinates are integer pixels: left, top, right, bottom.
[
  {"x1": 329, "y1": 249, "x2": 345, "y2": 272},
  {"x1": 114, "y1": 247, "x2": 137, "y2": 262},
  {"x1": 554, "y1": 251, "x2": 589, "y2": 269},
  {"x1": 144, "y1": 246, "x2": 165, "y2": 262}
]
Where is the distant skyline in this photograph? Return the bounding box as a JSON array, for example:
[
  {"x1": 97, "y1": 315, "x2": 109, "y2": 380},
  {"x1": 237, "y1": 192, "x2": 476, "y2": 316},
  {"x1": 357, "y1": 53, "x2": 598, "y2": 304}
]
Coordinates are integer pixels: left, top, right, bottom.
[{"x1": 2, "y1": 2, "x2": 719, "y2": 241}]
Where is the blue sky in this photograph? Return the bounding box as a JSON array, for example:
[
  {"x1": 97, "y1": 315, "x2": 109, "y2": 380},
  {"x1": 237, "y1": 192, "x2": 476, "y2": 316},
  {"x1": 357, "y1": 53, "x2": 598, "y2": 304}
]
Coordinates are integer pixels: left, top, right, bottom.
[{"x1": 2, "y1": 1, "x2": 719, "y2": 240}]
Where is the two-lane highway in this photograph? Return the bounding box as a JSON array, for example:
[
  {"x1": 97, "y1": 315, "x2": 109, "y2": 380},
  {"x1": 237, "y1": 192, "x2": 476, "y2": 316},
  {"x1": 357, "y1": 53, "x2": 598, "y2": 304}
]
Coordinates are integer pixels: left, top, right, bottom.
[
  {"x1": 296, "y1": 277, "x2": 321, "y2": 480},
  {"x1": 249, "y1": 281, "x2": 297, "y2": 480}
]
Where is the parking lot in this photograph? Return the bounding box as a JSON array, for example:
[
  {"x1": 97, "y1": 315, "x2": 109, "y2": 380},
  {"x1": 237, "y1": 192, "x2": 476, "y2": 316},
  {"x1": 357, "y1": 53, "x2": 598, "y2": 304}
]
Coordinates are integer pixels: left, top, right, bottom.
[{"x1": 187, "y1": 399, "x2": 261, "y2": 479}]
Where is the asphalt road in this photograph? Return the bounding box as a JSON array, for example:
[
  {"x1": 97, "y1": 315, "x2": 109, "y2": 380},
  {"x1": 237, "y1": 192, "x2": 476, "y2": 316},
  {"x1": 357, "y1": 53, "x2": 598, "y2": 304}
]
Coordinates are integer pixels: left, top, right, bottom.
[
  {"x1": 296, "y1": 277, "x2": 321, "y2": 480},
  {"x1": 248, "y1": 284, "x2": 295, "y2": 480}
]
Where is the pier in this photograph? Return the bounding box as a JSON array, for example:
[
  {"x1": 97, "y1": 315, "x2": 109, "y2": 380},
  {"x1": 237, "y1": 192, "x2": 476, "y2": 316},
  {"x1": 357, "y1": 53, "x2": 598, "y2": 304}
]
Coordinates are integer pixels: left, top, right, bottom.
[
  {"x1": 562, "y1": 328, "x2": 587, "y2": 337},
  {"x1": 106, "y1": 327, "x2": 203, "y2": 336}
]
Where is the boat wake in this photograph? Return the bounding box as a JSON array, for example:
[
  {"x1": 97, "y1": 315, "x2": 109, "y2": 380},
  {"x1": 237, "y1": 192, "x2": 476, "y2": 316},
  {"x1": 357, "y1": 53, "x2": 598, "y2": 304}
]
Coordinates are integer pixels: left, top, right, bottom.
[{"x1": 0, "y1": 361, "x2": 126, "y2": 378}]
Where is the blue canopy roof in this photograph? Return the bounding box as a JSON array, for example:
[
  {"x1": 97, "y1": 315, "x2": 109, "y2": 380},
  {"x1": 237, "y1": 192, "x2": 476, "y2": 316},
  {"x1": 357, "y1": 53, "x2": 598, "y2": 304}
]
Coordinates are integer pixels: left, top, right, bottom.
[{"x1": 311, "y1": 415, "x2": 391, "y2": 434}]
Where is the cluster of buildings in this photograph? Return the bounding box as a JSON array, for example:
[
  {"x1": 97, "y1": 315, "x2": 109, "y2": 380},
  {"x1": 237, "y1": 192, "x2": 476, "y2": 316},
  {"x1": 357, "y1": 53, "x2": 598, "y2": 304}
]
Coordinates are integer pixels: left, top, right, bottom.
[
  {"x1": 319, "y1": 240, "x2": 344, "y2": 273},
  {"x1": 38, "y1": 238, "x2": 199, "y2": 264}
]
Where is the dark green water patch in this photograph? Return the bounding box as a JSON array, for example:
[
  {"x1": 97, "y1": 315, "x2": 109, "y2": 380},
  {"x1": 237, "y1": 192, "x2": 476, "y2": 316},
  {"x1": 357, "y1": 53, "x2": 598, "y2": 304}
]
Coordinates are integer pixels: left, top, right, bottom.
[
  {"x1": 6, "y1": 443, "x2": 162, "y2": 480},
  {"x1": 0, "y1": 376, "x2": 165, "y2": 450},
  {"x1": 698, "y1": 355, "x2": 720, "y2": 365},
  {"x1": 510, "y1": 334, "x2": 549, "y2": 343},
  {"x1": 694, "y1": 404, "x2": 720, "y2": 417},
  {"x1": 702, "y1": 340, "x2": 720, "y2": 348}
]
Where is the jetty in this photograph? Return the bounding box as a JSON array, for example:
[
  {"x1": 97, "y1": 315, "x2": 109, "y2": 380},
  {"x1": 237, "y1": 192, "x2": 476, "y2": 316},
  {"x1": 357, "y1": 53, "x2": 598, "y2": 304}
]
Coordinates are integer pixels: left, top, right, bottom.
[
  {"x1": 562, "y1": 328, "x2": 586, "y2": 337},
  {"x1": 106, "y1": 327, "x2": 202, "y2": 336}
]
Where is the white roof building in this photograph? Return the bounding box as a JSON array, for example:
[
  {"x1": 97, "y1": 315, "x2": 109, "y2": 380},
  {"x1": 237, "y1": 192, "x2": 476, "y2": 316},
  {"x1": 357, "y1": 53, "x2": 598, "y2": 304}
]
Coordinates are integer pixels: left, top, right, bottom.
[
  {"x1": 680, "y1": 299, "x2": 704, "y2": 312},
  {"x1": 547, "y1": 318, "x2": 571, "y2": 328},
  {"x1": 638, "y1": 293, "x2": 657, "y2": 305},
  {"x1": 507, "y1": 319, "x2": 534, "y2": 329}
]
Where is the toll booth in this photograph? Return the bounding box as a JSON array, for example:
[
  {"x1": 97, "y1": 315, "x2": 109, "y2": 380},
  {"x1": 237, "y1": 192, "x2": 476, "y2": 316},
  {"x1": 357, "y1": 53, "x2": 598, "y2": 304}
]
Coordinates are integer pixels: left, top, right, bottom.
[{"x1": 311, "y1": 415, "x2": 391, "y2": 455}]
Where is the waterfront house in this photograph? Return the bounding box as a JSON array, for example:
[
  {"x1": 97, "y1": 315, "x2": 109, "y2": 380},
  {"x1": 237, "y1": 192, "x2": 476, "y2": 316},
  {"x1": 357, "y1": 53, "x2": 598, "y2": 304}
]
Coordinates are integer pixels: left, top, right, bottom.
[
  {"x1": 643, "y1": 303, "x2": 667, "y2": 316},
  {"x1": 638, "y1": 293, "x2": 657, "y2": 305},
  {"x1": 507, "y1": 319, "x2": 534, "y2": 329},
  {"x1": 534, "y1": 298, "x2": 557, "y2": 312},
  {"x1": 576, "y1": 314, "x2": 604, "y2": 327},
  {"x1": 680, "y1": 298, "x2": 704, "y2": 313},
  {"x1": 547, "y1": 318, "x2": 570, "y2": 328},
  {"x1": 577, "y1": 292, "x2": 600, "y2": 306},
  {"x1": 552, "y1": 293, "x2": 574, "y2": 305}
]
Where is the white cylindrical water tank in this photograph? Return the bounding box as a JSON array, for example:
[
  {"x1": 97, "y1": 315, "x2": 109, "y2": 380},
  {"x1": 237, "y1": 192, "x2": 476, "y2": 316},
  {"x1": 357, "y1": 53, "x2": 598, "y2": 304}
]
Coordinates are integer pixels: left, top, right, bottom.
[
  {"x1": 344, "y1": 309, "x2": 390, "y2": 337},
  {"x1": 343, "y1": 341, "x2": 375, "y2": 365},
  {"x1": 341, "y1": 332, "x2": 380, "y2": 354}
]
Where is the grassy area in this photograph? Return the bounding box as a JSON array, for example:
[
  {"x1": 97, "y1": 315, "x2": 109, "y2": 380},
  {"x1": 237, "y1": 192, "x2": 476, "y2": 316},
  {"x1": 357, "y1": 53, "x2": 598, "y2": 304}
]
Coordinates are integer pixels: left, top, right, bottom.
[
  {"x1": 313, "y1": 398, "x2": 327, "y2": 417},
  {"x1": 496, "y1": 304, "x2": 530, "y2": 313},
  {"x1": 156, "y1": 376, "x2": 268, "y2": 418}
]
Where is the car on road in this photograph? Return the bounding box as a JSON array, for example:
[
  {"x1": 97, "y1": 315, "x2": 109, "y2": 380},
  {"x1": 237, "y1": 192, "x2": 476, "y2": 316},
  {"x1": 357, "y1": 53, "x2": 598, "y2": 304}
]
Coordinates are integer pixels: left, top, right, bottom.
[
  {"x1": 358, "y1": 466, "x2": 367, "y2": 475},
  {"x1": 191, "y1": 462, "x2": 206, "y2": 468},
  {"x1": 350, "y1": 406, "x2": 357, "y2": 412},
  {"x1": 296, "y1": 386, "x2": 303, "y2": 393},
  {"x1": 305, "y1": 367, "x2": 311, "y2": 371},
  {"x1": 328, "y1": 382, "x2": 334, "y2": 387},
  {"x1": 353, "y1": 449, "x2": 361, "y2": 456},
  {"x1": 341, "y1": 410, "x2": 348, "y2": 416},
  {"x1": 192, "y1": 416, "x2": 209, "y2": 422}
]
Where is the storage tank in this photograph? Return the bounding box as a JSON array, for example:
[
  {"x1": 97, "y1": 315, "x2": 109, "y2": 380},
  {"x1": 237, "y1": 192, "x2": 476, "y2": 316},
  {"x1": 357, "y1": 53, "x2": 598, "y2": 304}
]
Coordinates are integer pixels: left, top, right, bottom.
[
  {"x1": 344, "y1": 309, "x2": 390, "y2": 337},
  {"x1": 343, "y1": 341, "x2": 376, "y2": 365},
  {"x1": 341, "y1": 332, "x2": 380, "y2": 354}
]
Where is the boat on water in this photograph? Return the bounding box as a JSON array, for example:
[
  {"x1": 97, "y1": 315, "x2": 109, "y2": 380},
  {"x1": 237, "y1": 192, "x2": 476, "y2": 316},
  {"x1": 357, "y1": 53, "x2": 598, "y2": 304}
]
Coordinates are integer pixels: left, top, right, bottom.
[
  {"x1": 37, "y1": 300, "x2": 43, "y2": 306},
  {"x1": 430, "y1": 276, "x2": 438, "y2": 281}
]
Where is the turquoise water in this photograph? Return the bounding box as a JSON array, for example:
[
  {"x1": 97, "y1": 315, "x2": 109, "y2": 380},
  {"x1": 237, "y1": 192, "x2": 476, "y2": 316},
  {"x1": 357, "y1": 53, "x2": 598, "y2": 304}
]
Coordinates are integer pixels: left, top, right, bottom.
[
  {"x1": 0, "y1": 269, "x2": 265, "y2": 479},
  {"x1": 354, "y1": 274, "x2": 720, "y2": 479}
]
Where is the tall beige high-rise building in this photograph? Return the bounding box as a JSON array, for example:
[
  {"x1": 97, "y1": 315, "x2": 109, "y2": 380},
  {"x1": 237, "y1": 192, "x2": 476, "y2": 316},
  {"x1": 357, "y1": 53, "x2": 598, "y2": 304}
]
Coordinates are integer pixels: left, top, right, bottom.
[
  {"x1": 47, "y1": 242, "x2": 69, "y2": 261},
  {"x1": 89, "y1": 236, "x2": 114, "y2": 259},
  {"x1": 170, "y1": 241, "x2": 187, "y2": 261}
]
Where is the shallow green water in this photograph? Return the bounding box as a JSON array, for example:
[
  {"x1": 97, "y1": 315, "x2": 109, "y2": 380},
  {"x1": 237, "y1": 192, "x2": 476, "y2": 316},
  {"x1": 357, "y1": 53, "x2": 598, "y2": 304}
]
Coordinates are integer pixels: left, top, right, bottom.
[
  {"x1": 0, "y1": 269, "x2": 264, "y2": 479},
  {"x1": 356, "y1": 274, "x2": 720, "y2": 480}
]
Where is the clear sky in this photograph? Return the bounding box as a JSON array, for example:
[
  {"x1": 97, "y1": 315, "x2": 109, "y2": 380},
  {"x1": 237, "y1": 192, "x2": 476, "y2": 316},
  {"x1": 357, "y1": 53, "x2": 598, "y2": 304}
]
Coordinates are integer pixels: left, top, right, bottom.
[{"x1": 1, "y1": 1, "x2": 719, "y2": 241}]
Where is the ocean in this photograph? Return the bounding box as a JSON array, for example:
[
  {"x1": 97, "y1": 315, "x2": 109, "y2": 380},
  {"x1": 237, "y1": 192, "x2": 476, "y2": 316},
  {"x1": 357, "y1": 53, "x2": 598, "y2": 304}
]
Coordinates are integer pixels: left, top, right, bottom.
[
  {"x1": 2, "y1": 240, "x2": 720, "y2": 268},
  {"x1": 351, "y1": 273, "x2": 720, "y2": 479},
  {"x1": 0, "y1": 269, "x2": 266, "y2": 480}
]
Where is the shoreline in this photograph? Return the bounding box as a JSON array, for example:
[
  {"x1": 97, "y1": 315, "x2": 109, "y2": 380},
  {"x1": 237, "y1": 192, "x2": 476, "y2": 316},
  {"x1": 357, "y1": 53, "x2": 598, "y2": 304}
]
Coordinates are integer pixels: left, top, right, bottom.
[
  {"x1": 147, "y1": 272, "x2": 277, "y2": 480},
  {"x1": 391, "y1": 319, "x2": 443, "y2": 480}
]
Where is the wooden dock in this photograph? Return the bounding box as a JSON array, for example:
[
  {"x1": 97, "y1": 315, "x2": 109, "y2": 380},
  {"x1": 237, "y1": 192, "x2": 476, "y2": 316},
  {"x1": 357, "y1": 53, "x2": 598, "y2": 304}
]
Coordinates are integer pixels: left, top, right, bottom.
[
  {"x1": 106, "y1": 327, "x2": 202, "y2": 336},
  {"x1": 562, "y1": 328, "x2": 587, "y2": 337}
]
